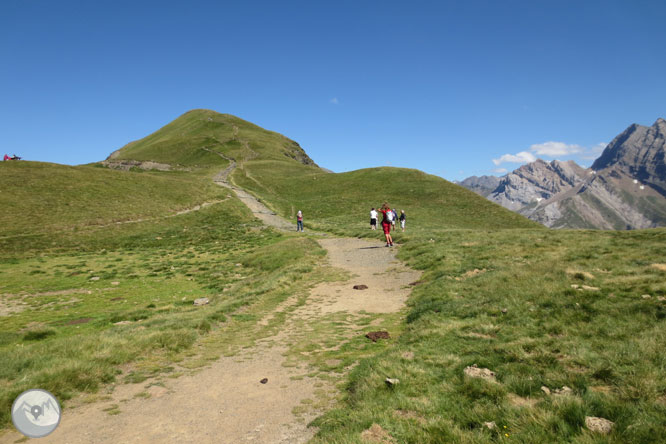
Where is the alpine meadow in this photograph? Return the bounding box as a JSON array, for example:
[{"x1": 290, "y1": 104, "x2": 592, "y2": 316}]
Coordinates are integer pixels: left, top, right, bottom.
[{"x1": 1, "y1": 110, "x2": 665, "y2": 444}]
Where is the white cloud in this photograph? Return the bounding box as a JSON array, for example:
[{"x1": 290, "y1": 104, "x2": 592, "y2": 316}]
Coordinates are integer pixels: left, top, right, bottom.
[
  {"x1": 492, "y1": 151, "x2": 536, "y2": 165},
  {"x1": 529, "y1": 141, "x2": 583, "y2": 156},
  {"x1": 329, "y1": 97, "x2": 339, "y2": 105},
  {"x1": 579, "y1": 142, "x2": 608, "y2": 160},
  {"x1": 493, "y1": 168, "x2": 508, "y2": 174},
  {"x1": 492, "y1": 141, "x2": 608, "y2": 167}
]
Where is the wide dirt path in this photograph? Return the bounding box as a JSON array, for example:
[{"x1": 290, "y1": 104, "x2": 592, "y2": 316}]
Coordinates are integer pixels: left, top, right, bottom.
[{"x1": 1, "y1": 159, "x2": 420, "y2": 444}]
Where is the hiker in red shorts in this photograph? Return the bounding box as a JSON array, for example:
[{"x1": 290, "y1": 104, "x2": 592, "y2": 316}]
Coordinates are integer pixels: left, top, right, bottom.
[{"x1": 378, "y1": 203, "x2": 394, "y2": 247}]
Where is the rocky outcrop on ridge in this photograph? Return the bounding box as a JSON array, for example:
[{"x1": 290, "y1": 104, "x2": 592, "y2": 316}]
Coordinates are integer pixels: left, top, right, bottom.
[{"x1": 488, "y1": 159, "x2": 589, "y2": 212}]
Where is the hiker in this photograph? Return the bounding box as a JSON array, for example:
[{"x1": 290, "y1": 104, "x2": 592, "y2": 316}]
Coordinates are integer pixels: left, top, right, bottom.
[
  {"x1": 3, "y1": 154, "x2": 9, "y2": 161},
  {"x1": 391, "y1": 209, "x2": 397, "y2": 229},
  {"x1": 296, "y1": 210, "x2": 304, "y2": 232},
  {"x1": 400, "y1": 210, "x2": 406, "y2": 232},
  {"x1": 370, "y1": 208, "x2": 377, "y2": 230},
  {"x1": 378, "y1": 203, "x2": 394, "y2": 247}
]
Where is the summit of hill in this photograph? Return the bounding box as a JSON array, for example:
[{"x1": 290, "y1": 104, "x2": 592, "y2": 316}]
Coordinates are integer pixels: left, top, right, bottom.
[{"x1": 107, "y1": 109, "x2": 317, "y2": 168}]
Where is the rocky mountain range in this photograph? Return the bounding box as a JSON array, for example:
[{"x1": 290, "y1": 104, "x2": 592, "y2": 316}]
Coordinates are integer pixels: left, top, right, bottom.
[{"x1": 458, "y1": 118, "x2": 666, "y2": 229}]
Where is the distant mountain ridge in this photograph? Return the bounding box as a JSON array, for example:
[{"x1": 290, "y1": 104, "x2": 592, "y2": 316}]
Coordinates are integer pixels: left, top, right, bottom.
[{"x1": 458, "y1": 118, "x2": 666, "y2": 229}]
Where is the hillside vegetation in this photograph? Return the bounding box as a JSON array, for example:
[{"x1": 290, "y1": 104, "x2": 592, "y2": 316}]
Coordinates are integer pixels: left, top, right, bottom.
[
  {"x1": 109, "y1": 109, "x2": 316, "y2": 167},
  {"x1": 232, "y1": 161, "x2": 539, "y2": 234},
  {"x1": 0, "y1": 161, "x2": 225, "y2": 242},
  {"x1": 1, "y1": 110, "x2": 664, "y2": 443}
]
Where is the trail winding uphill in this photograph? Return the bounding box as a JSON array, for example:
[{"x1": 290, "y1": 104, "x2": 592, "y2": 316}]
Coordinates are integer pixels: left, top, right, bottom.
[{"x1": 1, "y1": 161, "x2": 420, "y2": 444}]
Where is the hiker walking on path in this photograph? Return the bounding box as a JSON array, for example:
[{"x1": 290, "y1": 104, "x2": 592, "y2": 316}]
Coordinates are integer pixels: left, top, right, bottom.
[
  {"x1": 391, "y1": 209, "x2": 397, "y2": 229},
  {"x1": 400, "y1": 210, "x2": 406, "y2": 232},
  {"x1": 370, "y1": 208, "x2": 377, "y2": 230},
  {"x1": 296, "y1": 210, "x2": 304, "y2": 232},
  {"x1": 379, "y1": 203, "x2": 394, "y2": 247}
]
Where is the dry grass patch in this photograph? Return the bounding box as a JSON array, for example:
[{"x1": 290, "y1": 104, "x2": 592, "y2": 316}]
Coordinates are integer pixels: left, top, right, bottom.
[{"x1": 360, "y1": 423, "x2": 397, "y2": 443}]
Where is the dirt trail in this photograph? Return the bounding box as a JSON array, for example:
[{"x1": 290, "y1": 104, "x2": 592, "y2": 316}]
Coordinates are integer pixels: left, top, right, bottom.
[{"x1": 1, "y1": 160, "x2": 420, "y2": 444}]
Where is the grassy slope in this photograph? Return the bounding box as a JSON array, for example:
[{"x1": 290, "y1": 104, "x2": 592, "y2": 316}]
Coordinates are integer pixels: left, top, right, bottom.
[
  {"x1": 232, "y1": 160, "x2": 539, "y2": 234},
  {"x1": 0, "y1": 161, "x2": 225, "y2": 240},
  {"x1": 110, "y1": 109, "x2": 316, "y2": 167},
  {"x1": 310, "y1": 228, "x2": 666, "y2": 444},
  {"x1": 0, "y1": 122, "x2": 328, "y2": 429}
]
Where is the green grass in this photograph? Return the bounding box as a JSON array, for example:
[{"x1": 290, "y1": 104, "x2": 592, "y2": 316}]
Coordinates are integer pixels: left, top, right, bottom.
[
  {"x1": 308, "y1": 228, "x2": 666, "y2": 444},
  {"x1": 111, "y1": 109, "x2": 316, "y2": 167},
  {"x1": 0, "y1": 161, "x2": 226, "y2": 239},
  {"x1": 0, "y1": 174, "x2": 329, "y2": 430},
  {"x1": 2, "y1": 109, "x2": 665, "y2": 443},
  {"x1": 232, "y1": 160, "x2": 539, "y2": 234}
]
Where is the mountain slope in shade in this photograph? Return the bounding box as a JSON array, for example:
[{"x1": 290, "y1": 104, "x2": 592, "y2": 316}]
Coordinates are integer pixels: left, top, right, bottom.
[
  {"x1": 459, "y1": 118, "x2": 666, "y2": 229},
  {"x1": 455, "y1": 175, "x2": 501, "y2": 197}
]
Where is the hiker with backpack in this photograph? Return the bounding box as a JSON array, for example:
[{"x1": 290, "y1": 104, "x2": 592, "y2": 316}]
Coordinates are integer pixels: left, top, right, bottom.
[
  {"x1": 400, "y1": 210, "x2": 406, "y2": 232},
  {"x1": 378, "y1": 203, "x2": 394, "y2": 247}
]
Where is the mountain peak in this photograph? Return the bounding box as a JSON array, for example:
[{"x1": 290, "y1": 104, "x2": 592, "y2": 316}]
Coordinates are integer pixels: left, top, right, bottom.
[{"x1": 107, "y1": 109, "x2": 318, "y2": 168}]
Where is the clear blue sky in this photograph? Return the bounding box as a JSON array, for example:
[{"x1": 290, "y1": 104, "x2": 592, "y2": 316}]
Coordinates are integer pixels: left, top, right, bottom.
[{"x1": 2, "y1": 0, "x2": 665, "y2": 181}]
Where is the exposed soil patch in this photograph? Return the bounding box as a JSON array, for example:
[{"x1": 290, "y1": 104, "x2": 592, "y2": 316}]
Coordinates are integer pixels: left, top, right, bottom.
[
  {"x1": 366, "y1": 331, "x2": 391, "y2": 342},
  {"x1": 360, "y1": 423, "x2": 397, "y2": 444}
]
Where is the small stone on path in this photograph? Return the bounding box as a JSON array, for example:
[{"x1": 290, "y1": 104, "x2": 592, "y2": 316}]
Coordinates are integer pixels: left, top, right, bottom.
[
  {"x1": 260, "y1": 378, "x2": 268, "y2": 384},
  {"x1": 193, "y1": 297, "x2": 209, "y2": 306},
  {"x1": 540, "y1": 386, "x2": 551, "y2": 395},
  {"x1": 90, "y1": 276, "x2": 100, "y2": 281},
  {"x1": 353, "y1": 284, "x2": 368, "y2": 290}
]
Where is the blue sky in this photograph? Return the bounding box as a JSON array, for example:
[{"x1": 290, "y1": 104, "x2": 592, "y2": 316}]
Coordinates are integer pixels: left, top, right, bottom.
[{"x1": 2, "y1": 0, "x2": 665, "y2": 181}]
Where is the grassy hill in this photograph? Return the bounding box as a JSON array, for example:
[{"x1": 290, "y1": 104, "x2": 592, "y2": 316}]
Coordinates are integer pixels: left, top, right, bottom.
[
  {"x1": 1, "y1": 110, "x2": 664, "y2": 442},
  {"x1": 109, "y1": 109, "x2": 317, "y2": 167},
  {"x1": 232, "y1": 161, "x2": 539, "y2": 235}
]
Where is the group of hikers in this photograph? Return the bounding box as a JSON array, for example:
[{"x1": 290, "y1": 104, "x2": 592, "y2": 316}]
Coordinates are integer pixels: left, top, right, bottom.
[
  {"x1": 370, "y1": 204, "x2": 405, "y2": 247},
  {"x1": 3, "y1": 154, "x2": 21, "y2": 161},
  {"x1": 294, "y1": 204, "x2": 406, "y2": 247}
]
